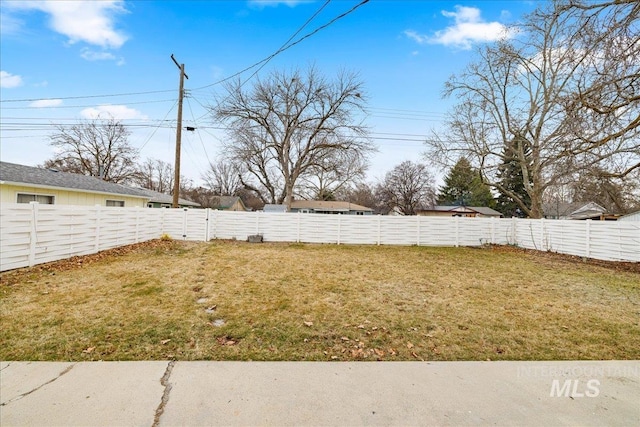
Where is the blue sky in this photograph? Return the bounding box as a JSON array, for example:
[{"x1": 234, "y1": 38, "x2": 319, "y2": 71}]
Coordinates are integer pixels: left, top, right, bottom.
[{"x1": 0, "y1": 0, "x2": 536, "y2": 186}]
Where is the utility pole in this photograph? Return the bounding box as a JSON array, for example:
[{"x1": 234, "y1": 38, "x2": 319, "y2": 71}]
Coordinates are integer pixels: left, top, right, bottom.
[{"x1": 171, "y1": 54, "x2": 188, "y2": 208}]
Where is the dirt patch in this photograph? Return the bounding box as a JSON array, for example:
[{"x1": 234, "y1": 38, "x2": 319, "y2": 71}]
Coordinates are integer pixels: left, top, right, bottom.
[
  {"x1": 489, "y1": 245, "x2": 640, "y2": 274},
  {"x1": 0, "y1": 239, "x2": 181, "y2": 287}
]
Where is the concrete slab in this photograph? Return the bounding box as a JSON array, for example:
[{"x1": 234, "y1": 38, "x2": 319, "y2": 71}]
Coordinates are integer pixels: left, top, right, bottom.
[
  {"x1": 1, "y1": 361, "x2": 638, "y2": 426},
  {"x1": 1, "y1": 362, "x2": 75, "y2": 406},
  {"x1": 0, "y1": 361, "x2": 169, "y2": 427},
  {"x1": 162, "y1": 361, "x2": 640, "y2": 426}
]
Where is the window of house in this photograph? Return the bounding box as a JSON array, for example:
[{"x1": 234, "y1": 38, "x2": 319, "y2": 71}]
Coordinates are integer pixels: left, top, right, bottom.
[
  {"x1": 17, "y1": 193, "x2": 54, "y2": 204},
  {"x1": 356, "y1": 211, "x2": 364, "y2": 215},
  {"x1": 106, "y1": 200, "x2": 125, "y2": 207}
]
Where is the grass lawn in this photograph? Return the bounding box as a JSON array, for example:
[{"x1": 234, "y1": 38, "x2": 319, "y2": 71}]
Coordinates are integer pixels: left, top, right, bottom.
[{"x1": 1, "y1": 240, "x2": 638, "y2": 361}]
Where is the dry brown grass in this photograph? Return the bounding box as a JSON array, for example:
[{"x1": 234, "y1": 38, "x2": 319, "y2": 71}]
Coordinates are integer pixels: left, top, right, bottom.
[{"x1": 1, "y1": 240, "x2": 638, "y2": 361}]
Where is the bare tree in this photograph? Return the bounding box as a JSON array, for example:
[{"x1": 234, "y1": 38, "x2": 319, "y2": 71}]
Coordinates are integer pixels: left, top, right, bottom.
[
  {"x1": 44, "y1": 116, "x2": 138, "y2": 183},
  {"x1": 296, "y1": 149, "x2": 369, "y2": 200},
  {"x1": 134, "y1": 158, "x2": 174, "y2": 194},
  {"x1": 425, "y1": 0, "x2": 640, "y2": 218},
  {"x1": 377, "y1": 161, "x2": 436, "y2": 215},
  {"x1": 213, "y1": 65, "x2": 374, "y2": 208},
  {"x1": 201, "y1": 161, "x2": 243, "y2": 196},
  {"x1": 345, "y1": 181, "x2": 385, "y2": 214}
]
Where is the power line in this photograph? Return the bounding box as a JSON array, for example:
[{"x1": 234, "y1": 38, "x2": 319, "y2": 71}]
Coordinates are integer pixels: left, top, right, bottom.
[
  {"x1": 0, "y1": 1, "x2": 369, "y2": 109},
  {"x1": 185, "y1": 96, "x2": 212, "y2": 166},
  {"x1": 0, "y1": 89, "x2": 175, "y2": 104},
  {"x1": 0, "y1": 98, "x2": 177, "y2": 110},
  {"x1": 136, "y1": 101, "x2": 178, "y2": 152},
  {"x1": 190, "y1": 0, "x2": 369, "y2": 92}
]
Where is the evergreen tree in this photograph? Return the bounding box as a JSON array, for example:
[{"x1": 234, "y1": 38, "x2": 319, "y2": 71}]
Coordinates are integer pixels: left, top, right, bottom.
[
  {"x1": 437, "y1": 158, "x2": 495, "y2": 207},
  {"x1": 495, "y1": 136, "x2": 531, "y2": 217}
]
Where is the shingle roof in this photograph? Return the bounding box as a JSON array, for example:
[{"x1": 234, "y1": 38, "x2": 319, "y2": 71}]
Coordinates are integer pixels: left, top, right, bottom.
[
  {"x1": 542, "y1": 201, "x2": 606, "y2": 218},
  {"x1": 0, "y1": 161, "x2": 149, "y2": 198},
  {"x1": 424, "y1": 205, "x2": 503, "y2": 216},
  {"x1": 212, "y1": 196, "x2": 244, "y2": 209},
  {"x1": 290, "y1": 200, "x2": 372, "y2": 212},
  {"x1": 134, "y1": 188, "x2": 200, "y2": 207}
]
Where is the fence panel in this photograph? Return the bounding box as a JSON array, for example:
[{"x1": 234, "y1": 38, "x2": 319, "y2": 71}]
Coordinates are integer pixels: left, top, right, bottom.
[
  {"x1": 2, "y1": 204, "x2": 639, "y2": 272},
  {"x1": 0, "y1": 204, "x2": 34, "y2": 270}
]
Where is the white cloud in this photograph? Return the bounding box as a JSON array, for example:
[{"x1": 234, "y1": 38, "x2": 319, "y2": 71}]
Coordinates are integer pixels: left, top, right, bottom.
[
  {"x1": 248, "y1": 0, "x2": 311, "y2": 8},
  {"x1": 404, "y1": 30, "x2": 427, "y2": 44},
  {"x1": 80, "y1": 48, "x2": 116, "y2": 61},
  {"x1": 5, "y1": 0, "x2": 128, "y2": 48},
  {"x1": 0, "y1": 71, "x2": 23, "y2": 88},
  {"x1": 407, "y1": 5, "x2": 516, "y2": 50},
  {"x1": 80, "y1": 105, "x2": 148, "y2": 120},
  {"x1": 30, "y1": 99, "x2": 63, "y2": 108},
  {"x1": 0, "y1": 12, "x2": 24, "y2": 35}
]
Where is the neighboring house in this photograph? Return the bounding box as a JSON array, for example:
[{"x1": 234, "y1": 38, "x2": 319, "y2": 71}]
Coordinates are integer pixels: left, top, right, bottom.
[
  {"x1": 618, "y1": 210, "x2": 640, "y2": 221},
  {"x1": 417, "y1": 205, "x2": 503, "y2": 218},
  {"x1": 0, "y1": 161, "x2": 149, "y2": 207},
  {"x1": 210, "y1": 196, "x2": 248, "y2": 211},
  {"x1": 135, "y1": 188, "x2": 200, "y2": 209},
  {"x1": 263, "y1": 204, "x2": 288, "y2": 213},
  {"x1": 289, "y1": 200, "x2": 373, "y2": 215},
  {"x1": 542, "y1": 201, "x2": 613, "y2": 220}
]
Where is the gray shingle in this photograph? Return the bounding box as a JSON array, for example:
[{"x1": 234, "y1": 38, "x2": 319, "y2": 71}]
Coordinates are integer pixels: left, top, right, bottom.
[{"x1": 0, "y1": 161, "x2": 148, "y2": 198}]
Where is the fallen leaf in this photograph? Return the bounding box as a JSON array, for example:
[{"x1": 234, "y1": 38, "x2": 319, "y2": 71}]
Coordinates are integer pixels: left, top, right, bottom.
[
  {"x1": 357, "y1": 325, "x2": 365, "y2": 329},
  {"x1": 82, "y1": 347, "x2": 95, "y2": 354},
  {"x1": 161, "y1": 339, "x2": 171, "y2": 345},
  {"x1": 407, "y1": 342, "x2": 414, "y2": 349},
  {"x1": 341, "y1": 336, "x2": 350, "y2": 341},
  {"x1": 303, "y1": 321, "x2": 313, "y2": 327}
]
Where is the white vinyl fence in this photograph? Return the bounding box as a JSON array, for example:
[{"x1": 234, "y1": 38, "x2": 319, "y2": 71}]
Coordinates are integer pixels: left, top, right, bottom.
[{"x1": 1, "y1": 203, "x2": 638, "y2": 272}]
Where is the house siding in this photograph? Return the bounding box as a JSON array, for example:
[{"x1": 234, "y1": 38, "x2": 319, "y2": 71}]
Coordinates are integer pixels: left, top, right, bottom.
[{"x1": 0, "y1": 183, "x2": 147, "y2": 207}]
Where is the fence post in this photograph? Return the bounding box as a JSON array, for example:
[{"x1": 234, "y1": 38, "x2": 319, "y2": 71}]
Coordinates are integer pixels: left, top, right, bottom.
[
  {"x1": 337, "y1": 214, "x2": 342, "y2": 245},
  {"x1": 455, "y1": 216, "x2": 459, "y2": 247},
  {"x1": 135, "y1": 207, "x2": 140, "y2": 243},
  {"x1": 182, "y1": 208, "x2": 188, "y2": 240},
  {"x1": 204, "y1": 209, "x2": 210, "y2": 242},
  {"x1": 491, "y1": 217, "x2": 496, "y2": 244},
  {"x1": 28, "y1": 202, "x2": 39, "y2": 267},
  {"x1": 540, "y1": 218, "x2": 545, "y2": 250},
  {"x1": 94, "y1": 204, "x2": 101, "y2": 252},
  {"x1": 377, "y1": 215, "x2": 381, "y2": 245},
  {"x1": 512, "y1": 217, "x2": 517, "y2": 246},
  {"x1": 297, "y1": 213, "x2": 301, "y2": 243},
  {"x1": 417, "y1": 216, "x2": 421, "y2": 246},
  {"x1": 585, "y1": 219, "x2": 591, "y2": 258}
]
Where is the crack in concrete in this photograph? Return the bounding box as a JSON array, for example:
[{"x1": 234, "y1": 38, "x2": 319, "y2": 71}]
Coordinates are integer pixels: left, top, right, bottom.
[
  {"x1": 0, "y1": 362, "x2": 12, "y2": 371},
  {"x1": 152, "y1": 360, "x2": 175, "y2": 427},
  {"x1": 1, "y1": 363, "x2": 75, "y2": 407}
]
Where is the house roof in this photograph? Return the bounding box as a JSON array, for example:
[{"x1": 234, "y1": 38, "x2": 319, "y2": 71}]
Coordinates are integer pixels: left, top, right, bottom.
[
  {"x1": 0, "y1": 161, "x2": 148, "y2": 199},
  {"x1": 210, "y1": 196, "x2": 247, "y2": 211},
  {"x1": 290, "y1": 200, "x2": 373, "y2": 212},
  {"x1": 263, "y1": 204, "x2": 288, "y2": 212},
  {"x1": 134, "y1": 188, "x2": 200, "y2": 207},
  {"x1": 543, "y1": 201, "x2": 606, "y2": 219},
  {"x1": 619, "y1": 210, "x2": 640, "y2": 221},
  {"x1": 422, "y1": 205, "x2": 503, "y2": 216}
]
